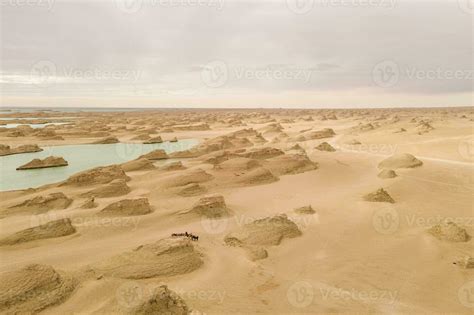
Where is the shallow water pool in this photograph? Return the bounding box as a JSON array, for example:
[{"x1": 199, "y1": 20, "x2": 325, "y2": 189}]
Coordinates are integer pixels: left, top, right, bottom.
[{"x1": 0, "y1": 139, "x2": 198, "y2": 191}]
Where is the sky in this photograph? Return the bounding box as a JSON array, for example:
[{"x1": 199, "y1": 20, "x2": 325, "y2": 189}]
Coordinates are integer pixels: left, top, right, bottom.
[{"x1": 0, "y1": 0, "x2": 472, "y2": 108}]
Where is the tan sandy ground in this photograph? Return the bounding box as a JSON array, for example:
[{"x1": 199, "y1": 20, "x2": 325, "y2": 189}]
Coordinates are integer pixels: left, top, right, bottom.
[{"x1": 0, "y1": 108, "x2": 473, "y2": 314}]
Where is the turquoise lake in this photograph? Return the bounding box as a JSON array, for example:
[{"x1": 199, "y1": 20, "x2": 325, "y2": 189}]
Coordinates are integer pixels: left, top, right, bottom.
[{"x1": 0, "y1": 140, "x2": 198, "y2": 191}]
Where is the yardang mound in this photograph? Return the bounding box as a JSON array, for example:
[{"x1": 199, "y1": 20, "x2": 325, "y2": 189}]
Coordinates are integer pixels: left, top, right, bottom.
[
  {"x1": 100, "y1": 198, "x2": 153, "y2": 216},
  {"x1": 0, "y1": 218, "x2": 76, "y2": 246},
  {"x1": 7, "y1": 192, "x2": 72, "y2": 215},
  {"x1": 64, "y1": 165, "x2": 130, "y2": 186},
  {"x1": 224, "y1": 214, "x2": 302, "y2": 247},
  {"x1": 427, "y1": 221, "x2": 470, "y2": 242},
  {"x1": 16, "y1": 156, "x2": 68, "y2": 170},
  {"x1": 82, "y1": 179, "x2": 131, "y2": 198},
  {"x1": 0, "y1": 264, "x2": 77, "y2": 314},
  {"x1": 93, "y1": 237, "x2": 203, "y2": 279},
  {"x1": 315, "y1": 142, "x2": 336, "y2": 152},
  {"x1": 363, "y1": 188, "x2": 395, "y2": 203},
  {"x1": 186, "y1": 195, "x2": 229, "y2": 218},
  {"x1": 378, "y1": 153, "x2": 423, "y2": 169},
  {"x1": 378, "y1": 169, "x2": 397, "y2": 179}
]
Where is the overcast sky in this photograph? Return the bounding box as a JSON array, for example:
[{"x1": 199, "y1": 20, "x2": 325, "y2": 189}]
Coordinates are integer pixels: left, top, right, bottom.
[{"x1": 0, "y1": 0, "x2": 472, "y2": 108}]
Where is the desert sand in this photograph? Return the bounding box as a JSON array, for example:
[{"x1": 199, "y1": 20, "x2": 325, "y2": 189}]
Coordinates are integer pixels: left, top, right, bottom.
[{"x1": 0, "y1": 107, "x2": 473, "y2": 314}]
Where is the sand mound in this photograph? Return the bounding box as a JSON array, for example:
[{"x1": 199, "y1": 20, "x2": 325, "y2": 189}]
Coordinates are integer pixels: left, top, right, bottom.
[
  {"x1": 346, "y1": 139, "x2": 361, "y2": 145},
  {"x1": 16, "y1": 156, "x2": 68, "y2": 170},
  {"x1": 186, "y1": 195, "x2": 229, "y2": 218},
  {"x1": 315, "y1": 142, "x2": 336, "y2": 152},
  {"x1": 245, "y1": 247, "x2": 268, "y2": 261},
  {"x1": 363, "y1": 188, "x2": 395, "y2": 203},
  {"x1": 224, "y1": 214, "x2": 302, "y2": 247},
  {"x1": 427, "y1": 222, "x2": 470, "y2": 242},
  {"x1": 169, "y1": 137, "x2": 178, "y2": 142},
  {"x1": 239, "y1": 147, "x2": 284, "y2": 160},
  {"x1": 160, "y1": 169, "x2": 213, "y2": 188},
  {"x1": 235, "y1": 167, "x2": 279, "y2": 185},
  {"x1": 266, "y1": 154, "x2": 317, "y2": 175},
  {"x1": 378, "y1": 153, "x2": 423, "y2": 169},
  {"x1": 378, "y1": 169, "x2": 397, "y2": 179},
  {"x1": 219, "y1": 157, "x2": 261, "y2": 171},
  {"x1": 80, "y1": 197, "x2": 98, "y2": 209},
  {"x1": 121, "y1": 158, "x2": 156, "y2": 172},
  {"x1": 417, "y1": 121, "x2": 434, "y2": 134},
  {"x1": 131, "y1": 133, "x2": 150, "y2": 141},
  {"x1": 114, "y1": 284, "x2": 189, "y2": 314},
  {"x1": 160, "y1": 161, "x2": 186, "y2": 171},
  {"x1": 143, "y1": 135, "x2": 163, "y2": 144},
  {"x1": 93, "y1": 238, "x2": 203, "y2": 279},
  {"x1": 82, "y1": 179, "x2": 131, "y2": 198},
  {"x1": 0, "y1": 144, "x2": 43, "y2": 156},
  {"x1": 7, "y1": 192, "x2": 72, "y2": 215},
  {"x1": 0, "y1": 218, "x2": 76, "y2": 246},
  {"x1": 305, "y1": 128, "x2": 336, "y2": 140},
  {"x1": 453, "y1": 256, "x2": 474, "y2": 269},
  {"x1": 294, "y1": 205, "x2": 315, "y2": 214},
  {"x1": 139, "y1": 149, "x2": 168, "y2": 160},
  {"x1": 93, "y1": 136, "x2": 119, "y2": 144},
  {"x1": 64, "y1": 165, "x2": 130, "y2": 186},
  {"x1": 201, "y1": 150, "x2": 240, "y2": 165},
  {"x1": 170, "y1": 132, "x2": 251, "y2": 158},
  {"x1": 100, "y1": 198, "x2": 153, "y2": 216},
  {"x1": 176, "y1": 183, "x2": 207, "y2": 196},
  {"x1": 0, "y1": 264, "x2": 77, "y2": 314}
]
